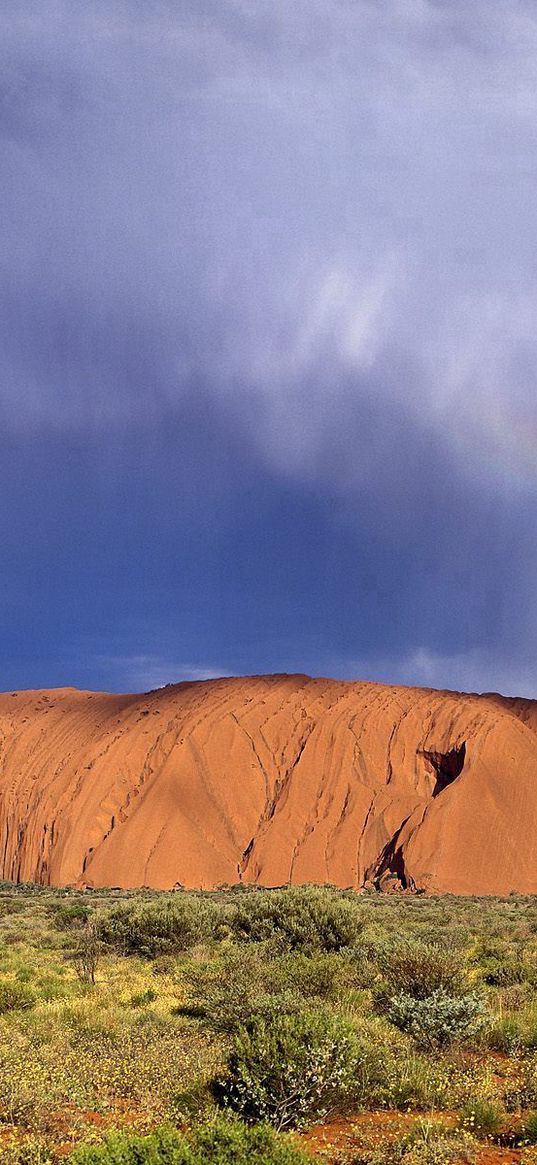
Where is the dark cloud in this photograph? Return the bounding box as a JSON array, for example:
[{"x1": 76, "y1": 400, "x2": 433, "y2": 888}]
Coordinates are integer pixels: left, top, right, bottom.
[{"x1": 1, "y1": 1, "x2": 537, "y2": 693}]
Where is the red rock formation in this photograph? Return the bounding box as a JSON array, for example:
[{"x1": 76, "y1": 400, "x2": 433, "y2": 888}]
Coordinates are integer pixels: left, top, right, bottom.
[{"x1": 0, "y1": 675, "x2": 536, "y2": 894}]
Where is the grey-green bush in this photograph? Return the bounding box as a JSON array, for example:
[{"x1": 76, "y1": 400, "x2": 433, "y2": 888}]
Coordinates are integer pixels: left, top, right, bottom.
[
  {"x1": 387, "y1": 988, "x2": 487, "y2": 1049},
  {"x1": 97, "y1": 898, "x2": 220, "y2": 957},
  {"x1": 225, "y1": 886, "x2": 362, "y2": 952}
]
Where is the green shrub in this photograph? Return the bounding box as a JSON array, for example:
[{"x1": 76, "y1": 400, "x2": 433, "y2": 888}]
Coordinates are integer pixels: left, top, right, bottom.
[
  {"x1": 172, "y1": 1079, "x2": 217, "y2": 1124},
  {"x1": 481, "y1": 958, "x2": 529, "y2": 986},
  {"x1": 524, "y1": 1026, "x2": 537, "y2": 1053},
  {"x1": 487, "y1": 1016, "x2": 522, "y2": 1054},
  {"x1": 70, "y1": 1118, "x2": 312, "y2": 1165},
  {"x1": 178, "y1": 949, "x2": 348, "y2": 1032},
  {"x1": 52, "y1": 903, "x2": 91, "y2": 931},
  {"x1": 377, "y1": 942, "x2": 468, "y2": 1001},
  {"x1": 97, "y1": 898, "x2": 220, "y2": 957},
  {"x1": 269, "y1": 950, "x2": 355, "y2": 997},
  {"x1": 459, "y1": 1099, "x2": 505, "y2": 1139},
  {"x1": 130, "y1": 987, "x2": 158, "y2": 1007},
  {"x1": 374, "y1": 1049, "x2": 448, "y2": 1111},
  {"x1": 387, "y1": 988, "x2": 487, "y2": 1049},
  {"x1": 524, "y1": 1112, "x2": 537, "y2": 1144},
  {"x1": 226, "y1": 887, "x2": 362, "y2": 952},
  {"x1": 214, "y1": 1010, "x2": 357, "y2": 1129},
  {"x1": 188, "y1": 1118, "x2": 311, "y2": 1164},
  {"x1": 0, "y1": 979, "x2": 36, "y2": 1013}
]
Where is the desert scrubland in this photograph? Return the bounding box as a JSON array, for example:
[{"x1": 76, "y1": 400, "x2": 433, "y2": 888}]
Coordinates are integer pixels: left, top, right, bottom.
[{"x1": 1, "y1": 885, "x2": 537, "y2": 1165}]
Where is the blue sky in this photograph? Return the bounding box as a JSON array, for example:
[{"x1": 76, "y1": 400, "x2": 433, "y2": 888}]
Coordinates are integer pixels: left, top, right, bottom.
[{"x1": 2, "y1": 0, "x2": 537, "y2": 695}]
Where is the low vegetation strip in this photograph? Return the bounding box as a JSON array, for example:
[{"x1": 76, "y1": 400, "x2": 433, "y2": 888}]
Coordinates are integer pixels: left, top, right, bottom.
[{"x1": 3, "y1": 885, "x2": 537, "y2": 1164}]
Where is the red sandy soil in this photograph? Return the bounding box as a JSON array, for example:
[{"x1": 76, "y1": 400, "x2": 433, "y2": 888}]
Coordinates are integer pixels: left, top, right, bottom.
[
  {"x1": 302, "y1": 1111, "x2": 524, "y2": 1164},
  {"x1": 1, "y1": 674, "x2": 537, "y2": 893},
  {"x1": 0, "y1": 1100, "x2": 155, "y2": 1157}
]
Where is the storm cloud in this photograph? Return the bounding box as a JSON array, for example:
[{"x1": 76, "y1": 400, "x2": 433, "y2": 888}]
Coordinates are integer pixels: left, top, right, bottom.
[{"x1": 1, "y1": 0, "x2": 537, "y2": 694}]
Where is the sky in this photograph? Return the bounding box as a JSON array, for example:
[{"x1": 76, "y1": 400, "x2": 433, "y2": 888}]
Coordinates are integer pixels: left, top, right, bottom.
[{"x1": 2, "y1": 0, "x2": 537, "y2": 696}]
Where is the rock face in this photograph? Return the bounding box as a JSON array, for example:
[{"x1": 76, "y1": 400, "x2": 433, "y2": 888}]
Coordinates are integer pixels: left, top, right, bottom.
[{"x1": 0, "y1": 674, "x2": 536, "y2": 894}]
